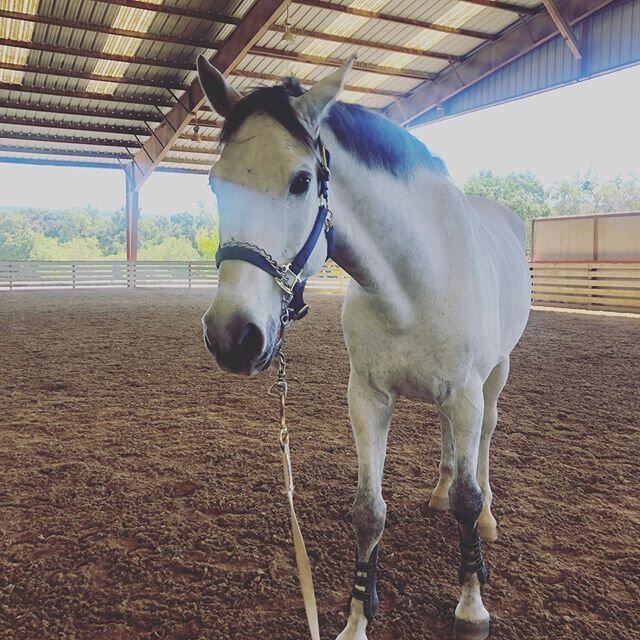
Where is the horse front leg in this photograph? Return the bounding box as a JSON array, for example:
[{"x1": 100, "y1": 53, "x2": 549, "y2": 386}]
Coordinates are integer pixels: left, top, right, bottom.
[
  {"x1": 439, "y1": 378, "x2": 491, "y2": 640},
  {"x1": 336, "y1": 372, "x2": 395, "y2": 640}
]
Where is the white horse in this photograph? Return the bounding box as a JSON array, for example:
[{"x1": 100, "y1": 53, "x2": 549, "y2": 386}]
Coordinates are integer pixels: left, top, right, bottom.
[{"x1": 198, "y1": 56, "x2": 531, "y2": 640}]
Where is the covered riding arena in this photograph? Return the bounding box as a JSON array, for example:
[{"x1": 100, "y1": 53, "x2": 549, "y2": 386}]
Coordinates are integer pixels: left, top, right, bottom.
[{"x1": 1, "y1": 1, "x2": 639, "y2": 639}]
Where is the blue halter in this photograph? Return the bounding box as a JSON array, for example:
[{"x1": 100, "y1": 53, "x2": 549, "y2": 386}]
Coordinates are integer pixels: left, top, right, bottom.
[{"x1": 215, "y1": 140, "x2": 335, "y2": 326}]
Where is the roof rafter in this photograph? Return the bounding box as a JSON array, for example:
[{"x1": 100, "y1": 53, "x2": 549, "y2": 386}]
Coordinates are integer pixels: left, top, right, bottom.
[
  {"x1": 0, "y1": 143, "x2": 130, "y2": 160},
  {"x1": 0, "y1": 99, "x2": 165, "y2": 122},
  {"x1": 0, "y1": 38, "x2": 404, "y2": 100},
  {"x1": 0, "y1": 61, "x2": 190, "y2": 91},
  {"x1": 89, "y1": 0, "x2": 241, "y2": 26},
  {"x1": 231, "y1": 69, "x2": 404, "y2": 96},
  {"x1": 0, "y1": 5, "x2": 434, "y2": 82},
  {"x1": 542, "y1": 0, "x2": 582, "y2": 59},
  {"x1": 461, "y1": 0, "x2": 540, "y2": 15},
  {"x1": 0, "y1": 115, "x2": 150, "y2": 135},
  {"x1": 250, "y1": 47, "x2": 435, "y2": 80},
  {"x1": 0, "y1": 37, "x2": 193, "y2": 73},
  {"x1": 0, "y1": 82, "x2": 175, "y2": 107},
  {"x1": 130, "y1": 0, "x2": 290, "y2": 190},
  {"x1": 292, "y1": 0, "x2": 515, "y2": 36},
  {"x1": 385, "y1": 0, "x2": 614, "y2": 125},
  {"x1": 0, "y1": 9, "x2": 224, "y2": 52},
  {"x1": 0, "y1": 130, "x2": 142, "y2": 148},
  {"x1": 269, "y1": 25, "x2": 466, "y2": 61}
]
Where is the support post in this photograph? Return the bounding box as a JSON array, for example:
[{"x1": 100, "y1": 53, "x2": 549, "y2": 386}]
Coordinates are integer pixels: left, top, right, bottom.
[{"x1": 125, "y1": 164, "x2": 139, "y2": 268}]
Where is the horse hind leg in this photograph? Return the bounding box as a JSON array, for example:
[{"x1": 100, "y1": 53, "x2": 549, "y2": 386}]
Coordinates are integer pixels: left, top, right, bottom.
[
  {"x1": 336, "y1": 372, "x2": 395, "y2": 640},
  {"x1": 428, "y1": 411, "x2": 454, "y2": 511},
  {"x1": 477, "y1": 358, "x2": 510, "y2": 543}
]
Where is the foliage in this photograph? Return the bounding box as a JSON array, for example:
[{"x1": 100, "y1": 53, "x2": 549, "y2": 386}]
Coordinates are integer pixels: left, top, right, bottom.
[
  {"x1": 549, "y1": 171, "x2": 640, "y2": 216},
  {"x1": 463, "y1": 170, "x2": 552, "y2": 220},
  {"x1": 139, "y1": 237, "x2": 201, "y2": 261},
  {"x1": 0, "y1": 214, "x2": 36, "y2": 260},
  {"x1": 30, "y1": 236, "x2": 109, "y2": 261},
  {"x1": 0, "y1": 203, "x2": 219, "y2": 261},
  {"x1": 195, "y1": 228, "x2": 220, "y2": 260}
]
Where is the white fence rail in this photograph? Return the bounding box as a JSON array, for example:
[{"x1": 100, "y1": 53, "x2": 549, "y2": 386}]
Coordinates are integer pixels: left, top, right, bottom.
[{"x1": 0, "y1": 261, "x2": 350, "y2": 292}]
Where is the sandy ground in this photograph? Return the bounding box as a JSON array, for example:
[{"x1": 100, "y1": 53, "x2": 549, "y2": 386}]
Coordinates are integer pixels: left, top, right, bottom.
[{"x1": 0, "y1": 289, "x2": 638, "y2": 640}]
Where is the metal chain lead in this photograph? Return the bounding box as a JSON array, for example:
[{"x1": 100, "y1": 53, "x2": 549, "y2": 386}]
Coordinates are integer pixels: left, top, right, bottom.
[{"x1": 269, "y1": 345, "x2": 289, "y2": 448}]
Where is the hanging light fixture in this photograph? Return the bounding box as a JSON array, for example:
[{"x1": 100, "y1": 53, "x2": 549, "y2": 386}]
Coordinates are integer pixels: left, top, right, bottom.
[
  {"x1": 282, "y1": 2, "x2": 296, "y2": 45},
  {"x1": 193, "y1": 114, "x2": 202, "y2": 143}
]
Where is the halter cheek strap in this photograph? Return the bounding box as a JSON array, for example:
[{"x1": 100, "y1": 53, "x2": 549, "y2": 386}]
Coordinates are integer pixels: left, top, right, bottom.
[{"x1": 215, "y1": 140, "x2": 334, "y2": 326}]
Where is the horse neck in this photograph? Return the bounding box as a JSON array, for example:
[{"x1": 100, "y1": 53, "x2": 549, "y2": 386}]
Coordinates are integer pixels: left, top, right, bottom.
[{"x1": 322, "y1": 130, "x2": 463, "y2": 312}]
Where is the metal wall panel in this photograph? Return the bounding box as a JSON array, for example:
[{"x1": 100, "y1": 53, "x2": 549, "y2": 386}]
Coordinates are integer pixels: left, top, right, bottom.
[{"x1": 409, "y1": 0, "x2": 640, "y2": 127}]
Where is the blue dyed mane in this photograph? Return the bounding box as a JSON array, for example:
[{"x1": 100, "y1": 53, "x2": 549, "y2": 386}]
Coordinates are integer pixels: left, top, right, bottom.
[{"x1": 220, "y1": 79, "x2": 447, "y2": 179}]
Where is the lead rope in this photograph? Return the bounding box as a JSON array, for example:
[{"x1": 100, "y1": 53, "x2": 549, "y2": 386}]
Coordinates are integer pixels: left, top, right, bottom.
[{"x1": 269, "y1": 340, "x2": 321, "y2": 640}]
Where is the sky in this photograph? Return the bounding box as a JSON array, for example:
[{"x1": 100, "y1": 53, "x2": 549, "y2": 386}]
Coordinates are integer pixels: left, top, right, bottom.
[{"x1": 0, "y1": 64, "x2": 639, "y2": 216}]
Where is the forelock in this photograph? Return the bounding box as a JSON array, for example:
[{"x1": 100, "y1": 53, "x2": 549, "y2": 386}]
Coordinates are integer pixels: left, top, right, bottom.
[{"x1": 220, "y1": 81, "x2": 313, "y2": 150}]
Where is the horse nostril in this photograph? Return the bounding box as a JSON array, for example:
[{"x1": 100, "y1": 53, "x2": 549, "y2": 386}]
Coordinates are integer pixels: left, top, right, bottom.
[{"x1": 237, "y1": 322, "x2": 264, "y2": 357}]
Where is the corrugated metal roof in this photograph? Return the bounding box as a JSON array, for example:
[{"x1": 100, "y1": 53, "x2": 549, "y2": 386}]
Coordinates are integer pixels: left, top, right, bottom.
[{"x1": 0, "y1": 0, "x2": 547, "y2": 174}]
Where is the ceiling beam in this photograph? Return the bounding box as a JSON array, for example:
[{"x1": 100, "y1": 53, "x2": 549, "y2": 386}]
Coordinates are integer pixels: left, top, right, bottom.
[
  {"x1": 0, "y1": 9, "x2": 224, "y2": 52},
  {"x1": 0, "y1": 38, "x2": 400, "y2": 99},
  {"x1": 0, "y1": 144, "x2": 130, "y2": 160},
  {"x1": 460, "y1": 0, "x2": 540, "y2": 15},
  {"x1": 269, "y1": 25, "x2": 466, "y2": 61},
  {"x1": 0, "y1": 38, "x2": 193, "y2": 73},
  {"x1": 0, "y1": 82, "x2": 175, "y2": 107},
  {"x1": 249, "y1": 47, "x2": 435, "y2": 80},
  {"x1": 89, "y1": 0, "x2": 241, "y2": 26},
  {"x1": 0, "y1": 61, "x2": 190, "y2": 91},
  {"x1": 0, "y1": 130, "x2": 142, "y2": 148},
  {"x1": 0, "y1": 99, "x2": 164, "y2": 123},
  {"x1": 231, "y1": 69, "x2": 404, "y2": 96},
  {"x1": 162, "y1": 156, "x2": 219, "y2": 167},
  {"x1": 542, "y1": 0, "x2": 582, "y2": 59},
  {"x1": 0, "y1": 156, "x2": 123, "y2": 170},
  {"x1": 0, "y1": 155, "x2": 208, "y2": 174},
  {"x1": 292, "y1": 0, "x2": 506, "y2": 38},
  {"x1": 0, "y1": 12, "x2": 433, "y2": 80},
  {"x1": 384, "y1": 0, "x2": 614, "y2": 125},
  {"x1": 0, "y1": 115, "x2": 150, "y2": 135},
  {"x1": 130, "y1": 0, "x2": 290, "y2": 190}
]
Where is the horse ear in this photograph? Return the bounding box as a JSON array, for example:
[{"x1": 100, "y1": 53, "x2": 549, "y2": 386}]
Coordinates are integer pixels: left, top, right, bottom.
[
  {"x1": 292, "y1": 55, "x2": 356, "y2": 131},
  {"x1": 197, "y1": 55, "x2": 241, "y2": 117}
]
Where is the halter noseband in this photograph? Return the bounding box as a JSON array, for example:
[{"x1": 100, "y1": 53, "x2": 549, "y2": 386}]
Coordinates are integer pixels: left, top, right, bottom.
[{"x1": 215, "y1": 139, "x2": 335, "y2": 328}]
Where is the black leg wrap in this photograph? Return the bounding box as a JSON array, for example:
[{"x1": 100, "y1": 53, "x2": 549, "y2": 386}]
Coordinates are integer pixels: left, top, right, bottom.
[
  {"x1": 458, "y1": 524, "x2": 489, "y2": 586},
  {"x1": 348, "y1": 544, "x2": 379, "y2": 622}
]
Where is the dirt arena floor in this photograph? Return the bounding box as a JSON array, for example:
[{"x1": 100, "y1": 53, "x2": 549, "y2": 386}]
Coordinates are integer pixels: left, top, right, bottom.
[{"x1": 0, "y1": 289, "x2": 638, "y2": 640}]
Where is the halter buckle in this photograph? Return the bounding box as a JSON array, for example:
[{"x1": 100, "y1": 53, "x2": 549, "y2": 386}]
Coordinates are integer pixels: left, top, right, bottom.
[{"x1": 276, "y1": 264, "x2": 302, "y2": 296}]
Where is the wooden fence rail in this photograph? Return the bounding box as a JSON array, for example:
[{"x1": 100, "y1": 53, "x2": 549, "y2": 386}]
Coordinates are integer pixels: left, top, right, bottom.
[
  {"x1": 530, "y1": 261, "x2": 640, "y2": 312},
  {"x1": 2, "y1": 261, "x2": 639, "y2": 313},
  {"x1": 0, "y1": 261, "x2": 350, "y2": 292}
]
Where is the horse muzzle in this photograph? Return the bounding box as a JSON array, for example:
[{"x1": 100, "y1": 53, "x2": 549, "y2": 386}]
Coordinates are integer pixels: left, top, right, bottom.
[{"x1": 203, "y1": 316, "x2": 275, "y2": 376}]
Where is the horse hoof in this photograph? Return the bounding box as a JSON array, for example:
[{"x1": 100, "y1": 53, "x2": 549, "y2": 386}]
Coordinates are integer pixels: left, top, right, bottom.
[
  {"x1": 478, "y1": 512, "x2": 498, "y2": 542},
  {"x1": 478, "y1": 522, "x2": 498, "y2": 542},
  {"x1": 454, "y1": 616, "x2": 490, "y2": 640},
  {"x1": 428, "y1": 493, "x2": 450, "y2": 511}
]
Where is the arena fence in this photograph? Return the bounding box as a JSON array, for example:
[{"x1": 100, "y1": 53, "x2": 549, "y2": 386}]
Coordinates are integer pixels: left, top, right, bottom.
[
  {"x1": 530, "y1": 261, "x2": 640, "y2": 312},
  {"x1": 3, "y1": 261, "x2": 640, "y2": 313},
  {"x1": 0, "y1": 261, "x2": 349, "y2": 293}
]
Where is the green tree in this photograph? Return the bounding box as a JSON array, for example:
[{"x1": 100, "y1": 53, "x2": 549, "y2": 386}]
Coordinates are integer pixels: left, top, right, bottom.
[
  {"x1": 139, "y1": 237, "x2": 201, "y2": 260},
  {"x1": 463, "y1": 170, "x2": 551, "y2": 220},
  {"x1": 0, "y1": 214, "x2": 36, "y2": 259},
  {"x1": 195, "y1": 228, "x2": 219, "y2": 259},
  {"x1": 549, "y1": 171, "x2": 640, "y2": 215},
  {"x1": 30, "y1": 236, "x2": 104, "y2": 260}
]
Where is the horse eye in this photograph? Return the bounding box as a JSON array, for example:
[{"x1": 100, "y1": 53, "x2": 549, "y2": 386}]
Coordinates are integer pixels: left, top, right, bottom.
[{"x1": 289, "y1": 172, "x2": 312, "y2": 196}]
